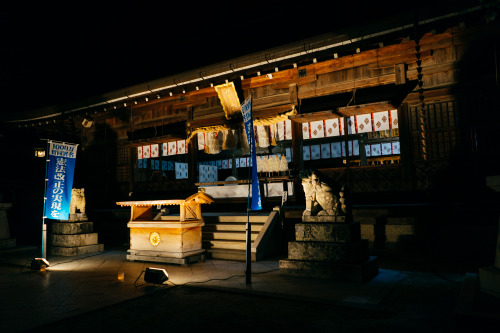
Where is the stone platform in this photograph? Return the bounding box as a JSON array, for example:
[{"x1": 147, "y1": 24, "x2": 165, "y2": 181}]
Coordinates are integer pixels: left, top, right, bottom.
[
  {"x1": 280, "y1": 256, "x2": 379, "y2": 282},
  {"x1": 0, "y1": 203, "x2": 15, "y2": 249},
  {"x1": 280, "y1": 220, "x2": 378, "y2": 282},
  {"x1": 479, "y1": 218, "x2": 500, "y2": 297},
  {"x1": 49, "y1": 214, "x2": 104, "y2": 256}
]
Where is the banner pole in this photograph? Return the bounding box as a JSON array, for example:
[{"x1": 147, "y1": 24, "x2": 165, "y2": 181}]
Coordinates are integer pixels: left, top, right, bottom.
[
  {"x1": 246, "y1": 178, "x2": 252, "y2": 284},
  {"x1": 41, "y1": 140, "x2": 51, "y2": 258},
  {"x1": 241, "y1": 92, "x2": 262, "y2": 284},
  {"x1": 245, "y1": 100, "x2": 252, "y2": 285}
]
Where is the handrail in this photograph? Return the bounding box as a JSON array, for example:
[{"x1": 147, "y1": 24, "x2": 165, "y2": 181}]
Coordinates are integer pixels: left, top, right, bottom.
[{"x1": 252, "y1": 208, "x2": 280, "y2": 259}]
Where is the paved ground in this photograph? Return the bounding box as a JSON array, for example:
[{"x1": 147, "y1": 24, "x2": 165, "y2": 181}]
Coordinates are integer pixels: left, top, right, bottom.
[{"x1": 1, "y1": 246, "x2": 499, "y2": 332}]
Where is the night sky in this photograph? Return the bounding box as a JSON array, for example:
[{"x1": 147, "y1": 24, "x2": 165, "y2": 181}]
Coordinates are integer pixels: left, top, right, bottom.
[{"x1": 0, "y1": 1, "x2": 479, "y2": 116}]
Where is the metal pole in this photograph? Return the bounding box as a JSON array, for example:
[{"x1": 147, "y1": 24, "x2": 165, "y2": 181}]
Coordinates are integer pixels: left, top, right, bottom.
[
  {"x1": 343, "y1": 117, "x2": 352, "y2": 221},
  {"x1": 245, "y1": 155, "x2": 253, "y2": 284},
  {"x1": 41, "y1": 140, "x2": 50, "y2": 259},
  {"x1": 42, "y1": 224, "x2": 47, "y2": 258},
  {"x1": 246, "y1": 207, "x2": 252, "y2": 284}
]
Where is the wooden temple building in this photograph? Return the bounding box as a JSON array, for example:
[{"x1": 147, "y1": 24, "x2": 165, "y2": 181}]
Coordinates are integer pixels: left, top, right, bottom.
[{"x1": 1, "y1": 2, "x2": 499, "y2": 264}]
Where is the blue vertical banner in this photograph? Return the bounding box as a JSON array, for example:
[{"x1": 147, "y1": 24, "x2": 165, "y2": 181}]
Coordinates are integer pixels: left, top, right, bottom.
[
  {"x1": 241, "y1": 95, "x2": 262, "y2": 211},
  {"x1": 44, "y1": 141, "x2": 79, "y2": 220}
]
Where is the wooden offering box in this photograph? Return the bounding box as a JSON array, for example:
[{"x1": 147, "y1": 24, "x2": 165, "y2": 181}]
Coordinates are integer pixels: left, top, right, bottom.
[{"x1": 117, "y1": 191, "x2": 214, "y2": 265}]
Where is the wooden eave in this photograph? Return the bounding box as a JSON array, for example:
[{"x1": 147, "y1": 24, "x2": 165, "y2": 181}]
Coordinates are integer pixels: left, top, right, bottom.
[
  {"x1": 253, "y1": 104, "x2": 297, "y2": 119},
  {"x1": 121, "y1": 134, "x2": 185, "y2": 147},
  {"x1": 185, "y1": 191, "x2": 214, "y2": 204},
  {"x1": 290, "y1": 110, "x2": 340, "y2": 123},
  {"x1": 337, "y1": 101, "x2": 396, "y2": 116},
  {"x1": 116, "y1": 191, "x2": 214, "y2": 206},
  {"x1": 294, "y1": 81, "x2": 417, "y2": 122}
]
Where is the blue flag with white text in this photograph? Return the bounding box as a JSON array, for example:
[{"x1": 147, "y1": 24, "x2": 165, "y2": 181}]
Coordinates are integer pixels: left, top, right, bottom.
[
  {"x1": 241, "y1": 95, "x2": 262, "y2": 210},
  {"x1": 44, "y1": 141, "x2": 78, "y2": 220}
]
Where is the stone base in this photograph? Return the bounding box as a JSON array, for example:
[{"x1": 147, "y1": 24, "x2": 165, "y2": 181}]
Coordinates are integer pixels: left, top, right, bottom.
[
  {"x1": 49, "y1": 217, "x2": 103, "y2": 257},
  {"x1": 50, "y1": 233, "x2": 99, "y2": 247},
  {"x1": 49, "y1": 243, "x2": 104, "y2": 256},
  {"x1": 479, "y1": 265, "x2": 500, "y2": 298},
  {"x1": 68, "y1": 213, "x2": 88, "y2": 222},
  {"x1": 295, "y1": 222, "x2": 361, "y2": 243},
  {"x1": 287, "y1": 239, "x2": 368, "y2": 264},
  {"x1": 0, "y1": 238, "x2": 16, "y2": 249},
  {"x1": 51, "y1": 222, "x2": 94, "y2": 235},
  {"x1": 127, "y1": 249, "x2": 205, "y2": 266},
  {"x1": 302, "y1": 214, "x2": 346, "y2": 223},
  {"x1": 279, "y1": 256, "x2": 379, "y2": 282}
]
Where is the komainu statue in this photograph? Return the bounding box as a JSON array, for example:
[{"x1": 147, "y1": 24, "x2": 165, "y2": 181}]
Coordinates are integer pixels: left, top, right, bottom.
[
  {"x1": 301, "y1": 171, "x2": 347, "y2": 217},
  {"x1": 69, "y1": 188, "x2": 86, "y2": 214}
]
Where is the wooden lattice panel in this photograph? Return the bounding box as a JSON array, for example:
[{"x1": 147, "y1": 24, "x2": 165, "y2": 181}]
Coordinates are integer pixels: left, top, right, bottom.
[
  {"x1": 414, "y1": 162, "x2": 450, "y2": 191},
  {"x1": 409, "y1": 100, "x2": 459, "y2": 162},
  {"x1": 320, "y1": 165, "x2": 402, "y2": 193}
]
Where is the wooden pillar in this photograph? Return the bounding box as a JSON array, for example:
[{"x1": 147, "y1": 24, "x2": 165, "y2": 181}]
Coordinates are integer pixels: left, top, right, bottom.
[
  {"x1": 180, "y1": 203, "x2": 186, "y2": 222},
  {"x1": 398, "y1": 103, "x2": 414, "y2": 191},
  {"x1": 291, "y1": 114, "x2": 304, "y2": 202},
  {"x1": 187, "y1": 107, "x2": 197, "y2": 186},
  {"x1": 292, "y1": 120, "x2": 303, "y2": 171}
]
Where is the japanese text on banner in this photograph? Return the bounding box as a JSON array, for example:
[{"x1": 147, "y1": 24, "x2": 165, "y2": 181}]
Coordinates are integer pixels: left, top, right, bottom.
[
  {"x1": 241, "y1": 95, "x2": 262, "y2": 211},
  {"x1": 44, "y1": 142, "x2": 78, "y2": 220}
]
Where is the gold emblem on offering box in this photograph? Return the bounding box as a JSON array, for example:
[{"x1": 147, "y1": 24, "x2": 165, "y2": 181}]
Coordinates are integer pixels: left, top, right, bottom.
[{"x1": 149, "y1": 232, "x2": 161, "y2": 246}]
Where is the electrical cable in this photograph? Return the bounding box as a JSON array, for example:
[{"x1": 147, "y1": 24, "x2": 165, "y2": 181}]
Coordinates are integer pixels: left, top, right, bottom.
[
  {"x1": 47, "y1": 246, "x2": 126, "y2": 267},
  {"x1": 164, "y1": 267, "x2": 280, "y2": 287}
]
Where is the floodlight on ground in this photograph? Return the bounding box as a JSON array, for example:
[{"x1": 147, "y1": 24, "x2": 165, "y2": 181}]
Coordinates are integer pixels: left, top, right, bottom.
[
  {"x1": 144, "y1": 267, "x2": 169, "y2": 284},
  {"x1": 30, "y1": 258, "x2": 50, "y2": 271}
]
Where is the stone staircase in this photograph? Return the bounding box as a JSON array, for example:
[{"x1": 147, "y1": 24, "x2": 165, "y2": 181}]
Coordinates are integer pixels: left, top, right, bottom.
[
  {"x1": 49, "y1": 213, "x2": 104, "y2": 256},
  {"x1": 202, "y1": 208, "x2": 281, "y2": 261},
  {"x1": 352, "y1": 206, "x2": 421, "y2": 251}
]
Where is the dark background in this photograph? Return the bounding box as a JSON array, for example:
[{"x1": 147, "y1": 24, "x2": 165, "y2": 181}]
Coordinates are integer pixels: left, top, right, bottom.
[{"x1": 0, "y1": 1, "x2": 474, "y2": 115}]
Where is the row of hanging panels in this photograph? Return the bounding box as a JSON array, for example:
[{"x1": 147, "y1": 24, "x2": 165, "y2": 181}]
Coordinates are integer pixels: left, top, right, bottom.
[{"x1": 133, "y1": 109, "x2": 400, "y2": 182}]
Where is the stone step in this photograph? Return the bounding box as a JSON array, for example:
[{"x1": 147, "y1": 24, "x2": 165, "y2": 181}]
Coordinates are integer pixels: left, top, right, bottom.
[
  {"x1": 50, "y1": 233, "x2": 98, "y2": 247},
  {"x1": 201, "y1": 211, "x2": 274, "y2": 261},
  {"x1": 203, "y1": 223, "x2": 263, "y2": 232},
  {"x1": 51, "y1": 222, "x2": 94, "y2": 235},
  {"x1": 279, "y1": 256, "x2": 379, "y2": 282},
  {"x1": 0, "y1": 238, "x2": 16, "y2": 249},
  {"x1": 295, "y1": 222, "x2": 361, "y2": 243},
  {"x1": 386, "y1": 216, "x2": 417, "y2": 224},
  {"x1": 49, "y1": 244, "x2": 104, "y2": 256},
  {"x1": 287, "y1": 240, "x2": 369, "y2": 264},
  {"x1": 352, "y1": 208, "x2": 391, "y2": 218},
  {"x1": 202, "y1": 214, "x2": 268, "y2": 223},
  {"x1": 205, "y1": 248, "x2": 256, "y2": 261},
  {"x1": 202, "y1": 231, "x2": 259, "y2": 241},
  {"x1": 202, "y1": 239, "x2": 251, "y2": 251}
]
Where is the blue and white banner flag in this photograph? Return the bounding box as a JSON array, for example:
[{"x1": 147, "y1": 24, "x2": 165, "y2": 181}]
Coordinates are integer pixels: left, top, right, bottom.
[
  {"x1": 44, "y1": 141, "x2": 79, "y2": 220},
  {"x1": 241, "y1": 95, "x2": 262, "y2": 211}
]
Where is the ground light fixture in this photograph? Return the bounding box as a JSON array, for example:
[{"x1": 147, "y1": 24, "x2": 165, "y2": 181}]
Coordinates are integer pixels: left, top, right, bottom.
[
  {"x1": 144, "y1": 267, "x2": 169, "y2": 284},
  {"x1": 30, "y1": 258, "x2": 50, "y2": 271}
]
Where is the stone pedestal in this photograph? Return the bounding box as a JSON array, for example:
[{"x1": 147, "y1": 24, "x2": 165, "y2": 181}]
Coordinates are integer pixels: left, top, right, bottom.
[
  {"x1": 0, "y1": 203, "x2": 16, "y2": 249},
  {"x1": 479, "y1": 176, "x2": 500, "y2": 297},
  {"x1": 49, "y1": 214, "x2": 104, "y2": 256},
  {"x1": 479, "y1": 218, "x2": 500, "y2": 297},
  {"x1": 280, "y1": 217, "x2": 378, "y2": 282}
]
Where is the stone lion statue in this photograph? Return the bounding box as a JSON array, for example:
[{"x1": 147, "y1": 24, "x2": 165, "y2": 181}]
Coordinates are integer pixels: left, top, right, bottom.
[
  {"x1": 69, "y1": 188, "x2": 86, "y2": 214},
  {"x1": 301, "y1": 171, "x2": 346, "y2": 217}
]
